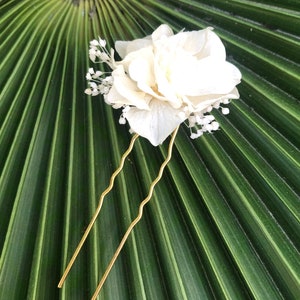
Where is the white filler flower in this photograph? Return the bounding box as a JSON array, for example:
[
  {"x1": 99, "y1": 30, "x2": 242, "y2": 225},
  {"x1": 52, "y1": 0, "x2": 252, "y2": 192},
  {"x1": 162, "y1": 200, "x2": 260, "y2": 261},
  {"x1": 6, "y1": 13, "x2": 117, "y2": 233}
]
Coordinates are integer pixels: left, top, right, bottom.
[{"x1": 85, "y1": 24, "x2": 242, "y2": 146}]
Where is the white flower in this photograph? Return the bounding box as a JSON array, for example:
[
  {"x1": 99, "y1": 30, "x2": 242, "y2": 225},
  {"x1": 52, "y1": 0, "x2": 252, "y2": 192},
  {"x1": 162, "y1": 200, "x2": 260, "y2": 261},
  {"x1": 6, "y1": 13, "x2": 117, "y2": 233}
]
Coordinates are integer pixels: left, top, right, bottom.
[{"x1": 85, "y1": 24, "x2": 242, "y2": 146}]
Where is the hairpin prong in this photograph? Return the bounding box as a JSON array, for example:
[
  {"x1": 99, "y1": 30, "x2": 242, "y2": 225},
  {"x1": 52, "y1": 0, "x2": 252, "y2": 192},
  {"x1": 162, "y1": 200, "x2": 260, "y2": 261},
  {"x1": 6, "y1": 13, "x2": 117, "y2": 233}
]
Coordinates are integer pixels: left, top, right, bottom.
[
  {"x1": 91, "y1": 125, "x2": 179, "y2": 299},
  {"x1": 58, "y1": 133, "x2": 139, "y2": 289}
]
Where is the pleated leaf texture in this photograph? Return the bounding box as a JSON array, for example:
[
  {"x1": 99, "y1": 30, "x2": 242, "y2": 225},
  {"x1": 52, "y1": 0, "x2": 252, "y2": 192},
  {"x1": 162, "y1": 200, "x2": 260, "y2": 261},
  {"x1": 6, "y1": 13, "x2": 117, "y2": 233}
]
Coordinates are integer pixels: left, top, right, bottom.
[{"x1": 0, "y1": 0, "x2": 299, "y2": 299}]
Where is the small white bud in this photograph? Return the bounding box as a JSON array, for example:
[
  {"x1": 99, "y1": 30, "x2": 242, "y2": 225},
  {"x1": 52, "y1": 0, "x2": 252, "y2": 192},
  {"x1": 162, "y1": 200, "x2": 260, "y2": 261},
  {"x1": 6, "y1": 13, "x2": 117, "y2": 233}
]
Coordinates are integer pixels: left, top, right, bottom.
[
  {"x1": 93, "y1": 71, "x2": 103, "y2": 78},
  {"x1": 190, "y1": 133, "x2": 198, "y2": 139},
  {"x1": 204, "y1": 124, "x2": 213, "y2": 132},
  {"x1": 90, "y1": 39, "x2": 99, "y2": 46},
  {"x1": 89, "y1": 49, "x2": 96, "y2": 62},
  {"x1": 119, "y1": 116, "x2": 126, "y2": 124},
  {"x1": 222, "y1": 107, "x2": 230, "y2": 115},
  {"x1": 86, "y1": 73, "x2": 92, "y2": 80},
  {"x1": 92, "y1": 89, "x2": 100, "y2": 96},
  {"x1": 122, "y1": 105, "x2": 130, "y2": 113},
  {"x1": 211, "y1": 121, "x2": 219, "y2": 131},
  {"x1": 89, "y1": 82, "x2": 97, "y2": 89},
  {"x1": 99, "y1": 38, "x2": 106, "y2": 47},
  {"x1": 196, "y1": 130, "x2": 204, "y2": 137},
  {"x1": 206, "y1": 115, "x2": 215, "y2": 121},
  {"x1": 195, "y1": 115, "x2": 204, "y2": 125}
]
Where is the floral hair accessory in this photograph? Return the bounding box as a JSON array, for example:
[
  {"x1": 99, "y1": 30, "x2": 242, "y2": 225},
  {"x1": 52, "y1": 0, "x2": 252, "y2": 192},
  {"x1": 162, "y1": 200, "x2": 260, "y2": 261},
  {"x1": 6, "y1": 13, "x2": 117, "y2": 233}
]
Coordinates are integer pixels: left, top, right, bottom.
[
  {"x1": 59, "y1": 24, "x2": 241, "y2": 299},
  {"x1": 85, "y1": 24, "x2": 241, "y2": 145}
]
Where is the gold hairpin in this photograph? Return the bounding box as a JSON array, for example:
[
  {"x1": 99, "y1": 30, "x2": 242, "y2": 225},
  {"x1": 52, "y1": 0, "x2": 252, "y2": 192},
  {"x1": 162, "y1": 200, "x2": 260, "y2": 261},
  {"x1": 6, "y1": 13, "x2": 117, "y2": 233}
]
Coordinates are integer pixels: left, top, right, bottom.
[{"x1": 58, "y1": 126, "x2": 179, "y2": 299}]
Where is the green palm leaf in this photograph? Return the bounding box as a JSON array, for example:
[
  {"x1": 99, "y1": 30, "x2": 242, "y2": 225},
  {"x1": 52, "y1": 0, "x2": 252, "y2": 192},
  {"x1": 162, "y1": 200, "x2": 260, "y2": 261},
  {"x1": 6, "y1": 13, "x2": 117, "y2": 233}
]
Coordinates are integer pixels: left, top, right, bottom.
[{"x1": 0, "y1": 0, "x2": 299, "y2": 299}]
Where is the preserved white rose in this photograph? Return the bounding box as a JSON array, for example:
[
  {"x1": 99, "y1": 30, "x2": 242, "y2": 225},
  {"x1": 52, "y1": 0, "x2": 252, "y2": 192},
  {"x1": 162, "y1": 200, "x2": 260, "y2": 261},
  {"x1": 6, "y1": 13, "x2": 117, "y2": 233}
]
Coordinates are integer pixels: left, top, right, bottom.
[{"x1": 85, "y1": 24, "x2": 242, "y2": 146}]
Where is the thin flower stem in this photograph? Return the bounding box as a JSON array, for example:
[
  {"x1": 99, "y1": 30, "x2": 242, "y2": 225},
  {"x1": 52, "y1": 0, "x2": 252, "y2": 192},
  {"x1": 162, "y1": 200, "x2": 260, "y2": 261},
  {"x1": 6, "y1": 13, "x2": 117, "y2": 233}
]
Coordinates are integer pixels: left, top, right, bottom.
[
  {"x1": 91, "y1": 125, "x2": 179, "y2": 300},
  {"x1": 58, "y1": 133, "x2": 139, "y2": 288}
]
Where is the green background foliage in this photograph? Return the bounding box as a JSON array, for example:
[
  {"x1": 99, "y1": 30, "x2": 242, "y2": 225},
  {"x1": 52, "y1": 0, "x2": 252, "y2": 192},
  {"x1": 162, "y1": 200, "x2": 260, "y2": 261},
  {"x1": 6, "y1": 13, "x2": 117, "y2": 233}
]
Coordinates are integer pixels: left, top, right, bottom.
[{"x1": 0, "y1": 0, "x2": 299, "y2": 299}]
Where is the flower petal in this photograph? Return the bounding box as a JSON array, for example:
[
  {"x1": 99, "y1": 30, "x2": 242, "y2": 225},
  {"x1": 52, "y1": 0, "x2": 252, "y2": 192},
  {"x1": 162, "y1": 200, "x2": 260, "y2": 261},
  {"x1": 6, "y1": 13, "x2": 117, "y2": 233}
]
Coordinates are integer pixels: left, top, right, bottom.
[
  {"x1": 186, "y1": 87, "x2": 240, "y2": 112},
  {"x1": 154, "y1": 59, "x2": 182, "y2": 108},
  {"x1": 151, "y1": 24, "x2": 174, "y2": 41},
  {"x1": 153, "y1": 27, "x2": 225, "y2": 59},
  {"x1": 127, "y1": 49, "x2": 155, "y2": 87},
  {"x1": 196, "y1": 28, "x2": 226, "y2": 60},
  {"x1": 106, "y1": 66, "x2": 150, "y2": 109},
  {"x1": 124, "y1": 100, "x2": 185, "y2": 146},
  {"x1": 171, "y1": 56, "x2": 242, "y2": 96},
  {"x1": 116, "y1": 24, "x2": 173, "y2": 59},
  {"x1": 115, "y1": 38, "x2": 152, "y2": 59}
]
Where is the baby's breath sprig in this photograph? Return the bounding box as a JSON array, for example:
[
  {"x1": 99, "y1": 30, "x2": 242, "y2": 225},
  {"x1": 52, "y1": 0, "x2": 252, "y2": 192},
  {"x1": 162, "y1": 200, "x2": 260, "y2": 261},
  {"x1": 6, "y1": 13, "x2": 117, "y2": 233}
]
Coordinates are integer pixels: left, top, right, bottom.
[{"x1": 84, "y1": 38, "x2": 115, "y2": 96}]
